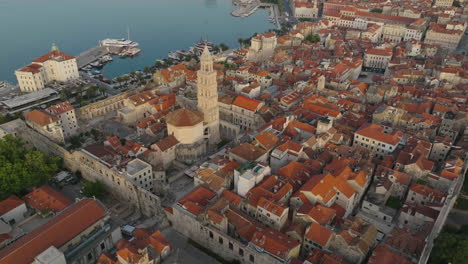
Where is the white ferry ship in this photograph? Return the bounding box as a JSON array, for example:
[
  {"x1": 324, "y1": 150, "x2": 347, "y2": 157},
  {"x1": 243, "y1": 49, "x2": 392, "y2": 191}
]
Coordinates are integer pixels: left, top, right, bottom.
[{"x1": 100, "y1": 38, "x2": 139, "y2": 48}]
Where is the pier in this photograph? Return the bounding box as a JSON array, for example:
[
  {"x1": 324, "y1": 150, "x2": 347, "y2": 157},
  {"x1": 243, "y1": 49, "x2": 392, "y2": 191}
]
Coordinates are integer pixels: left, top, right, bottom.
[
  {"x1": 231, "y1": 0, "x2": 281, "y2": 29},
  {"x1": 76, "y1": 46, "x2": 122, "y2": 69},
  {"x1": 76, "y1": 46, "x2": 109, "y2": 69}
]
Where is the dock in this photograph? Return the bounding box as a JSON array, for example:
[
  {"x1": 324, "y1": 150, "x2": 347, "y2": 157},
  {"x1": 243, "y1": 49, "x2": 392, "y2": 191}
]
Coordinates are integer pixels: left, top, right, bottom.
[{"x1": 76, "y1": 46, "x2": 121, "y2": 69}]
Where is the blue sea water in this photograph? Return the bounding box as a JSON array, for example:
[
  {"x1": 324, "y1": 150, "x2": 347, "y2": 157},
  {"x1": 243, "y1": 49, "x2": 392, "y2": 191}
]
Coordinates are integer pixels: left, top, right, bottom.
[{"x1": 0, "y1": 0, "x2": 272, "y2": 83}]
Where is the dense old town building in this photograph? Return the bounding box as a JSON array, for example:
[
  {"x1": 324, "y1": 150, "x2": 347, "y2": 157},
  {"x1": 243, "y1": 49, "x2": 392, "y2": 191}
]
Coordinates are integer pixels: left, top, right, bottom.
[
  {"x1": 1, "y1": 0, "x2": 467, "y2": 263},
  {"x1": 0, "y1": 199, "x2": 122, "y2": 264}
]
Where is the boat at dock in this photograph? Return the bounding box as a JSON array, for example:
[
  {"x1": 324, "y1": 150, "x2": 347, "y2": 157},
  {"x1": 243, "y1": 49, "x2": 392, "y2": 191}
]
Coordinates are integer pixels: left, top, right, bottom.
[
  {"x1": 127, "y1": 47, "x2": 141, "y2": 57},
  {"x1": 177, "y1": 50, "x2": 192, "y2": 56},
  {"x1": 100, "y1": 38, "x2": 139, "y2": 48},
  {"x1": 90, "y1": 61, "x2": 104, "y2": 68},
  {"x1": 194, "y1": 40, "x2": 213, "y2": 55},
  {"x1": 101, "y1": 55, "x2": 113, "y2": 62},
  {"x1": 168, "y1": 51, "x2": 180, "y2": 60}
]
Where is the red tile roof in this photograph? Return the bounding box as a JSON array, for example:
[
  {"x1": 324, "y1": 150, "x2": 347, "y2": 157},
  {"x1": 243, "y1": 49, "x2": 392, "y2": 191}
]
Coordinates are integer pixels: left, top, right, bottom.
[
  {"x1": 46, "y1": 101, "x2": 74, "y2": 115},
  {"x1": 177, "y1": 186, "x2": 216, "y2": 216},
  {"x1": 165, "y1": 108, "x2": 204, "y2": 127},
  {"x1": 229, "y1": 143, "x2": 266, "y2": 162},
  {"x1": 32, "y1": 50, "x2": 75, "y2": 63},
  {"x1": 369, "y1": 244, "x2": 413, "y2": 264},
  {"x1": 0, "y1": 195, "x2": 24, "y2": 216},
  {"x1": 232, "y1": 95, "x2": 262, "y2": 111},
  {"x1": 23, "y1": 185, "x2": 72, "y2": 213},
  {"x1": 18, "y1": 64, "x2": 43, "y2": 74},
  {"x1": 255, "y1": 131, "x2": 280, "y2": 150},
  {"x1": 250, "y1": 228, "x2": 299, "y2": 260},
  {"x1": 355, "y1": 123, "x2": 401, "y2": 145},
  {"x1": 0, "y1": 199, "x2": 105, "y2": 264},
  {"x1": 305, "y1": 223, "x2": 333, "y2": 247},
  {"x1": 155, "y1": 135, "x2": 179, "y2": 152},
  {"x1": 24, "y1": 110, "x2": 60, "y2": 127}
]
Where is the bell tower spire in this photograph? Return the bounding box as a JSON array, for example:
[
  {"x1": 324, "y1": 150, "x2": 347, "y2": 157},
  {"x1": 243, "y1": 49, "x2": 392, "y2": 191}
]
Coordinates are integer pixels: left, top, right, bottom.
[{"x1": 197, "y1": 46, "x2": 220, "y2": 146}]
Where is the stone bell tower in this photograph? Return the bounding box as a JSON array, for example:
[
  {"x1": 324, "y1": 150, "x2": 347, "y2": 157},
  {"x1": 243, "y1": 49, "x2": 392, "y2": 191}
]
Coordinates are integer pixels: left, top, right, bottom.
[{"x1": 197, "y1": 45, "x2": 220, "y2": 145}]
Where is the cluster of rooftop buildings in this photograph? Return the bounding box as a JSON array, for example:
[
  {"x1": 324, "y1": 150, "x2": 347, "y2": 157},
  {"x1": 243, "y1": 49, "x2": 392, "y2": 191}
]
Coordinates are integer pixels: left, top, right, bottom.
[{"x1": 0, "y1": 0, "x2": 466, "y2": 263}]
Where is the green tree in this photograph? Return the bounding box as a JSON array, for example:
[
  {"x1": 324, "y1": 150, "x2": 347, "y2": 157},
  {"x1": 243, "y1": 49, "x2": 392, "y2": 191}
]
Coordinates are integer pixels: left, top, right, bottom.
[
  {"x1": 238, "y1": 38, "x2": 244, "y2": 48},
  {"x1": 143, "y1": 66, "x2": 153, "y2": 75},
  {"x1": 0, "y1": 113, "x2": 19, "y2": 125},
  {"x1": 86, "y1": 86, "x2": 98, "y2": 99},
  {"x1": 430, "y1": 226, "x2": 468, "y2": 264},
  {"x1": 219, "y1": 43, "x2": 229, "y2": 51},
  {"x1": 0, "y1": 135, "x2": 60, "y2": 199},
  {"x1": 82, "y1": 180, "x2": 105, "y2": 198},
  {"x1": 98, "y1": 86, "x2": 108, "y2": 96},
  {"x1": 306, "y1": 34, "x2": 320, "y2": 43},
  {"x1": 370, "y1": 8, "x2": 383, "y2": 13}
]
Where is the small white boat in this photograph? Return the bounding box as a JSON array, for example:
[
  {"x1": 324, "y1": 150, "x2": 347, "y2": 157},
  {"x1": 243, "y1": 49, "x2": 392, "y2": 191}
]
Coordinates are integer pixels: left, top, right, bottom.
[{"x1": 168, "y1": 52, "x2": 180, "y2": 60}]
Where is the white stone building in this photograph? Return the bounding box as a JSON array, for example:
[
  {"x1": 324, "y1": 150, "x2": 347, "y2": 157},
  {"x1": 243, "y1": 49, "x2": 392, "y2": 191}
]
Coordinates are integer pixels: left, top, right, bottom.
[
  {"x1": 15, "y1": 46, "x2": 79, "y2": 93},
  {"x1": 46, "y1": 101, "x2": 78, "y2": 138}
]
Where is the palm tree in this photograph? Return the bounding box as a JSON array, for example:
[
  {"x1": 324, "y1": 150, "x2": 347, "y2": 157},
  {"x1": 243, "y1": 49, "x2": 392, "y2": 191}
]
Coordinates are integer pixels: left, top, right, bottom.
[
  {"x1": 115, "y1": 76, "x2": 124, "y2": 88},
  {"x1": 98, "y1": 86, "x2": 108, "y2": 96}
]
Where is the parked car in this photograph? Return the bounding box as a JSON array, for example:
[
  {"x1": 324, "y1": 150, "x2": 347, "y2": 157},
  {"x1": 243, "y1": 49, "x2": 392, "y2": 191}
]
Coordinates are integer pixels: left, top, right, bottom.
[{"x1": 64, "y1": 176, "x2": 80, "y2": 185}]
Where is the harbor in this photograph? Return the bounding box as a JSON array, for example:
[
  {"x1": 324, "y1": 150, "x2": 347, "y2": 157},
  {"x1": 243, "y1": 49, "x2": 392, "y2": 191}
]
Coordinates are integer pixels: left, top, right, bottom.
[
  {"x1": 231, "y1": 0, "x2": 281, "y2": 29},
  {"x1": 76, "y1": 38, "x2": 142, "y2": 80}
]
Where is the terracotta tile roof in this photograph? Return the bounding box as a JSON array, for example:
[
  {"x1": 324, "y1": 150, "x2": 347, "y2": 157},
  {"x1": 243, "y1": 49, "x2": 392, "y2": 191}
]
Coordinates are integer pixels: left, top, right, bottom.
[
  {"x1": 254, "y1": 131, "x2": 279, "y2": 150},
  {"x1": 305, "y1": 223, "x2": 333, "y2": 247},
  {"x1": 369, "y1": 244, "x2": 413, "y2": 264},
  {"x1": 46, "y1": 101, "x2": 74, "y2": 115},
  {"x1": 355, "y1": 123, "x2": 401, "y2": 145},
  {"x1": 232, "y1": 95, "x2": 262, "y2": 111},
  {"x1": 276, "y1": 140, "x2": 303, "y2": 155},
  {"x1": 0, "y1": 199, "x2": 105, "y2": 264},
  {"x1": 23, "y1": 185, "x2": 72, "y2": 213},
  {"x1": 307, "y1": 204, "x2": 336, "y2": 225},
  {"x1": 32, "y1": 50, "x2": 75, "y2": 63},
  {"x1": 366, "y1": 48, "x2": 393, "y2": 57},
  {"x1": 195, "y1": 168, "x2": 226, "y2": 193},
  {"x1": 24, "y1": 110, "x2": 60, "y2": 127},
  {"x1": 177, "y1": 186, "x2": 216, "y2": 216},
  {"x1": 18, "y1": 64, "x2": 43, "y2": 74},
  {"x1": 148, "y1": 230, "x2": 171, "y2": 254},
  {"x1": 97, "y1": 253, "x2": 117, "y2": 264},
  {"x1": 220, "y1": 190, "x2": 242, "y2": 207},
  {"x1": 307, "y1": 249, "x2": 346, "y2": 264},
  {"x1": 166, "y1": 108, "x2": 204, "y2": 127},
  {"x1": 409, "y1": 184, "x2": 446, "y2": 203},
  {"x1": 250, "y1": 228, "x2": 299, "y2": 260},
  {"x1": 257, "y1": 197, "x2": 287, "y2": 217},
  {"x1": 229, "y1": 143, "x2": 266, "y2": 162},
  {"x1": 0, "y1": 195, "x2": 24, "y2": 216},
  {"x1": 155, "y1": 135, "x2": 179, "y2": 152}
]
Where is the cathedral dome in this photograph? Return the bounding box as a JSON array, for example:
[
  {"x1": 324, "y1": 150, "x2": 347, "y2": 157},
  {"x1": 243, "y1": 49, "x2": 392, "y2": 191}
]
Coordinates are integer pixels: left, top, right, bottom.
[{"x1": 166, "y1": 108, "x2": 204, "y2": 127}]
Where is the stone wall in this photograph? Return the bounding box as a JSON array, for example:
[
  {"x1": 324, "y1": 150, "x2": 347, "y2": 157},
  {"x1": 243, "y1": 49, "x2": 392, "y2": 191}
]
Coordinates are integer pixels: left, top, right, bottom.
[
  {"x1": 171, "y1": 206, "x2": 287, "y2": 264},
  {"x1": 79, "y1": 91, "x2": 131, "y2": 120}
]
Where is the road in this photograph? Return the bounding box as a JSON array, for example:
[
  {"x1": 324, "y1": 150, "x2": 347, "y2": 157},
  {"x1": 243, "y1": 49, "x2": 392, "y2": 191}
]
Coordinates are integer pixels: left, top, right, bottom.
[{"x1": 162, "y1": 228, "x2": 220, "y2": 264}]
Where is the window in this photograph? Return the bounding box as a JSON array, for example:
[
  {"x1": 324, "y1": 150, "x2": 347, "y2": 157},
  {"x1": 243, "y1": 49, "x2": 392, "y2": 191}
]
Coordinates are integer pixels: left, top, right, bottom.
[
  {"x1": 219, "y1": 237, "x2": 223, "y2": 244},
  {"x1": 250, "y1": 255, "x2": 255, "y2": 262},
  {"x1": 100, "y1": 243, "x2": 106, "y2": 250},
  {"x1": 209, "y1": 231, "x2": 213, "y2": 239},
  {"x1": 229, "y1": 242, "x2": 233, "y2": 250},
  {"x1": 239, "y1": 248, "x2": 244, "y2": 256},
  {"x1": 87, "y1": 253, "x2": 93, "y2": 260}
]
